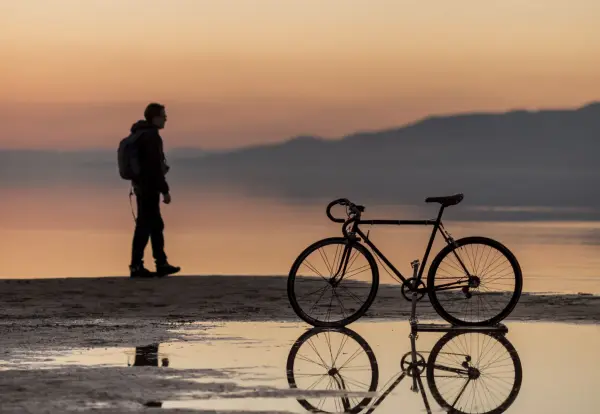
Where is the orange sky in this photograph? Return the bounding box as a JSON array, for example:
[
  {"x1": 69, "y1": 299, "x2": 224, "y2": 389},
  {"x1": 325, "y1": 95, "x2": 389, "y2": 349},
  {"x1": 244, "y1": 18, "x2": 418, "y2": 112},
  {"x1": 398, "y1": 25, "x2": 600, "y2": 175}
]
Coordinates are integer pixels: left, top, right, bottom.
[{"x1": 2, "y1": 0, "x2": 600, "y2": 149}]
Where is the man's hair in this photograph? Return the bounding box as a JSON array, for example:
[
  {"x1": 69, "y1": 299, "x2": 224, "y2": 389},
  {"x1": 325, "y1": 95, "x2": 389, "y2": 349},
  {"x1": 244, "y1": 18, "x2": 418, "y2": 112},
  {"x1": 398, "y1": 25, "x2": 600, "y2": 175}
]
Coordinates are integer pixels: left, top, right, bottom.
[{"x1": 144, "y1": 103, "x2": 165, "y2": 122}]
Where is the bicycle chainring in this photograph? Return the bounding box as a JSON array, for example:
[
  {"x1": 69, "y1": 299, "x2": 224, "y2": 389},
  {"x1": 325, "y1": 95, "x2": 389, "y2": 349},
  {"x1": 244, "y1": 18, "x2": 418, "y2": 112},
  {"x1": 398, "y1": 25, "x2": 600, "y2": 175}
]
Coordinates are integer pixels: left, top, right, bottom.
[
  {"x1": 400, "y1": 352, "x2": 426, "y2": 376},
  {"x1": 401, "y1": 278, "x2": 426, "y2": 302}
]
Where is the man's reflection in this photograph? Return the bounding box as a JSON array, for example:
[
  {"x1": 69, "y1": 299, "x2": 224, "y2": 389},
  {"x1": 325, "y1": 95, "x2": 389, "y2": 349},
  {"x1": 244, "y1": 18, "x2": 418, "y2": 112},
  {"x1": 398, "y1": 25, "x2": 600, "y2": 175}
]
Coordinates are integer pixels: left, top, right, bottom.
[
  {"x1": 129, "y1": 343, "x2": 169, "y2": 367},
  {"x1": 130, "y1": 343, "x2": 169, "y2": 408}
]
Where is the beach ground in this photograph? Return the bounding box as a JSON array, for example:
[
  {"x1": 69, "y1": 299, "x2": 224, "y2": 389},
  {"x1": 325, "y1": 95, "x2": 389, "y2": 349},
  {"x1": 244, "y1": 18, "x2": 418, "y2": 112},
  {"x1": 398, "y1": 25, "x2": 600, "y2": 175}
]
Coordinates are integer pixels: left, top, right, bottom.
[{"x1": 1, "y1": 275, "x2": 599, "y2": 413}]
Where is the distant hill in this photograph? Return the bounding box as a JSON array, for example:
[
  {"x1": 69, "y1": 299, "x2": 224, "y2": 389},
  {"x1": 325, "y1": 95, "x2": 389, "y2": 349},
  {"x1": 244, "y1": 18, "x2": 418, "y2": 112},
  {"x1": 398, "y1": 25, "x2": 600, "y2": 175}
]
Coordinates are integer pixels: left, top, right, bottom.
[
  {"x1": 1, "y1": 102, "x2": 599, "y2": 219},
  {"x1": 173, "y1": 102, "x2": 600, "y2": 215},
  {"x1": 194, "y1": 102, "x2": 600, "y2": 169}
]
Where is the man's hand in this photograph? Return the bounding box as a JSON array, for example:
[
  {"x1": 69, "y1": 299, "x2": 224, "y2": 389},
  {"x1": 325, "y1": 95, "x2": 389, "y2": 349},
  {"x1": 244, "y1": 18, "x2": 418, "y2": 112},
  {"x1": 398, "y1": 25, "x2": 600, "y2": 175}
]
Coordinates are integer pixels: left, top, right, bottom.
[{"x1": 162, "y1": 193, "x2": 171, "y2": 204}]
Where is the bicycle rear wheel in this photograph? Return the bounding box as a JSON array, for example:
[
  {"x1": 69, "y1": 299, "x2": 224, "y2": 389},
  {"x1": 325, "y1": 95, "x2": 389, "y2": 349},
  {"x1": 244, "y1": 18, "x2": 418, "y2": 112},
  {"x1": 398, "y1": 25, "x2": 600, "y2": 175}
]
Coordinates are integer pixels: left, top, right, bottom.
[
  {"x1": 426, "y1": 331, "x2": 523, "y2": 414},
  {"x1": 427, "y1": 236, "x2": 523, "y2": 326},
  {"x1": 287, "y1": 237, "x2": 379, "y2": 327}
]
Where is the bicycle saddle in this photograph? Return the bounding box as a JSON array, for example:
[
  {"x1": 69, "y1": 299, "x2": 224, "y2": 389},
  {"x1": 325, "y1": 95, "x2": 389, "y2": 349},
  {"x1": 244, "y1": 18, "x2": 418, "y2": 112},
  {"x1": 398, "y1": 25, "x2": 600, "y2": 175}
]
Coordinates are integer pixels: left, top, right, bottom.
[{"x1": 425, "y1": 193, "x2": 464, "y2": 207}]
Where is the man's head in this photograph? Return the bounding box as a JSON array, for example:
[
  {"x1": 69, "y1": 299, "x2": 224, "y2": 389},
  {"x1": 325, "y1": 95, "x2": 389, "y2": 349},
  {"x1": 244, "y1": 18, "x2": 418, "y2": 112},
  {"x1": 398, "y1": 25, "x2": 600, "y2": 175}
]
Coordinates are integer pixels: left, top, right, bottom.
[{"x1": 144, "y1": 103, "x2": 167, "y2": 129}]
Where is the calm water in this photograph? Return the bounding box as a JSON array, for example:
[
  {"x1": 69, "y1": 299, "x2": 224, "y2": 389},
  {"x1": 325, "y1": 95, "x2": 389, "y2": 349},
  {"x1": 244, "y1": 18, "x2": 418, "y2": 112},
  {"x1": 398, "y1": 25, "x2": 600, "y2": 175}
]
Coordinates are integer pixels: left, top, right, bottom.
[
  {"x1": 6, "y1": 321, "x2": 600, "y2": 413},
  {"x1": 1, "y1": 184, "x2": 599, "y2": 294}
]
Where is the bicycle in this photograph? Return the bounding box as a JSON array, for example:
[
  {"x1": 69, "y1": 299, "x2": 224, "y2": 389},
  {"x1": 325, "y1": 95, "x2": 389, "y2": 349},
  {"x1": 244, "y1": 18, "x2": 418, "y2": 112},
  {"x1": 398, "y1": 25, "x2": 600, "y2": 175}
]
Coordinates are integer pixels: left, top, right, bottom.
[
  {"x1": 287, "y1": 194, "x2": 523, "y2": 327},
  {"x1": 286, "y1": 325, "x2": 523, "y2": 414}
]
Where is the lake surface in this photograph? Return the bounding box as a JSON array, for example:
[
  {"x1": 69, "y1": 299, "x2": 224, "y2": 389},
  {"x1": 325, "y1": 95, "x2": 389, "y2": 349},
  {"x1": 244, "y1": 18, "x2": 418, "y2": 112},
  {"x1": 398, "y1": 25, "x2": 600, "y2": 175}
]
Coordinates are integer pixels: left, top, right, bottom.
[
  {"x1": 1, "y1": 184, "x2": 599, "y2": 294},
  {"x1": 5, "y1": 320, "x2": 600, "y2": 413}
]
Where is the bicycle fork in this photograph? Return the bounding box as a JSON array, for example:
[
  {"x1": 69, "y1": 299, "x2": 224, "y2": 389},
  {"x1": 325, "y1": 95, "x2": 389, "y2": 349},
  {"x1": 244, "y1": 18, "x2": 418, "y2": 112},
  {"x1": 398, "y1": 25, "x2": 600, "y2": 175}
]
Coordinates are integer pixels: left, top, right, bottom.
[{"x1": 330, "y1": 242, "x2": 355, "y2": 286}]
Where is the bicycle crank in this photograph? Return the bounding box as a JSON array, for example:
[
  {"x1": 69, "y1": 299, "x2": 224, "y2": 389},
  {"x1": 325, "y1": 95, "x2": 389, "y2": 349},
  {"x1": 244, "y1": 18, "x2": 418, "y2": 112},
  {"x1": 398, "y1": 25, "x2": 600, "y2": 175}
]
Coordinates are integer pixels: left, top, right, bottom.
[
  {"x1": 401, "y1": 277, "x2": 426, "y2": 302},
  {"x1": 400, "y1": 352, "x2": 426, "y2": 376}
]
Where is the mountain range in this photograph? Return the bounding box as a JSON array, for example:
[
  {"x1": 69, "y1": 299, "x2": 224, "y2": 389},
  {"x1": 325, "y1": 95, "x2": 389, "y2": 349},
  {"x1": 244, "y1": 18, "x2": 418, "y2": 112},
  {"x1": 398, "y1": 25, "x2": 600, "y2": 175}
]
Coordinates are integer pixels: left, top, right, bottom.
[
  {"x1": 1, "y1": 102, "x2": 599, "y2": 219},
  {"x1": 177, "y1": 102, "x2": 600, "y2": 215}
]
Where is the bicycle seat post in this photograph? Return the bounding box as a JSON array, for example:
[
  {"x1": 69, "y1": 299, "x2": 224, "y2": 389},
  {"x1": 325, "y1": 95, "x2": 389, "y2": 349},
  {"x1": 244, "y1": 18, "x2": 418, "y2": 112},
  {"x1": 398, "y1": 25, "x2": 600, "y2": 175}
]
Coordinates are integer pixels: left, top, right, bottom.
[
  {"x1": 411, "y1": 260, "x2": 419, "y2": 278},
  {"x1": 410, "y1": 291, "x2": 419, "y2": 327}
]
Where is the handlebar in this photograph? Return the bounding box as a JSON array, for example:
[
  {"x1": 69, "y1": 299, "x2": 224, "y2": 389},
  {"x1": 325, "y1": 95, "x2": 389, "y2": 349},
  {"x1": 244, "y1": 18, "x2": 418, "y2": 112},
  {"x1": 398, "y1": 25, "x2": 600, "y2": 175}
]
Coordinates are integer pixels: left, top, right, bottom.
[
  {"x1": 326, "y1": 198, "x2": 351, "y2": 223},
  {"x1": 326, "y1": 199, "x2": 366, "y2": 238}
]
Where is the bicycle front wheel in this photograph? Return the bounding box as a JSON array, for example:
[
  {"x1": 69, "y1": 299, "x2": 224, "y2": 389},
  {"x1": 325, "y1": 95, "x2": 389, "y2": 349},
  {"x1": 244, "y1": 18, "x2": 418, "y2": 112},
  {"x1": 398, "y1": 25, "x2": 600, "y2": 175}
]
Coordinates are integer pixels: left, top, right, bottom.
[
  {"x1": 287, "y1": 237, "x2": 379, "y2": 327},
  {"x1": 286, "y1": 327, "x2": 379, "y2": 414},
  {"x1": 427, "y1": 236, "x2": 523, "y2": 326}
]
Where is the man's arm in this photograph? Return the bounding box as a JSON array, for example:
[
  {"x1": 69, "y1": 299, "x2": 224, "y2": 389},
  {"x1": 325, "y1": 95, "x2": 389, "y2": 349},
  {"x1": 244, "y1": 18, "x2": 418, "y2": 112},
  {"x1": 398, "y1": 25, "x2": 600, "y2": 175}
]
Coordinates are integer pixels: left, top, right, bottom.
[{"x1": 141, "y1": 131, "x2": 170, "y2": 194}]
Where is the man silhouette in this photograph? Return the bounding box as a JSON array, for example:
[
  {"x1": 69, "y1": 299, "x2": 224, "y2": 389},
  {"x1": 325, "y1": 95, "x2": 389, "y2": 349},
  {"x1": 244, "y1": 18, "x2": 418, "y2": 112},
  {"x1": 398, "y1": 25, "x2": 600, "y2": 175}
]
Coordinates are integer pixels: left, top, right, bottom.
[{"x1": 128, "y1": 103, "x2": 180, "y2": 278}]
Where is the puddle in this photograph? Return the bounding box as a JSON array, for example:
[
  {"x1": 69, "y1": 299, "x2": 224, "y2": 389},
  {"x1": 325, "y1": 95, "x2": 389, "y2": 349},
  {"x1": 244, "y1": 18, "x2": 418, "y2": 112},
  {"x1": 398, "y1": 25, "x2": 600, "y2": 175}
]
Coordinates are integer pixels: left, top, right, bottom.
[{"x1": 2, "y1": 321, "x2": 600, "y2": 413}]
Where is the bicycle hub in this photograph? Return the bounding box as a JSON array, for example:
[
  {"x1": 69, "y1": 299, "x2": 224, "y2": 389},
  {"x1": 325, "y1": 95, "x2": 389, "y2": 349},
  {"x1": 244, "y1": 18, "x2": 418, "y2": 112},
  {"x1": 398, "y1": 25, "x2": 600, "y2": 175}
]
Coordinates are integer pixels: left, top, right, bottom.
[{"x1": 469, "y1": 275, "x2": 481, "y2": 288}]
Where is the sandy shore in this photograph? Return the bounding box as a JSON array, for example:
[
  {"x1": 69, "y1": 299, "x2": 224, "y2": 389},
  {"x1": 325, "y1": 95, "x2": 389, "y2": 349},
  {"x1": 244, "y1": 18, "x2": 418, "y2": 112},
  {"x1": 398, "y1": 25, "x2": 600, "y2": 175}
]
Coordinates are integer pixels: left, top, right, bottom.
[
  {"x1": 1, "y1": 275, "x2": 599, "y2": 352},
  {"x1": 2, "y1": 275, "x2": 599, "y2": 321}
]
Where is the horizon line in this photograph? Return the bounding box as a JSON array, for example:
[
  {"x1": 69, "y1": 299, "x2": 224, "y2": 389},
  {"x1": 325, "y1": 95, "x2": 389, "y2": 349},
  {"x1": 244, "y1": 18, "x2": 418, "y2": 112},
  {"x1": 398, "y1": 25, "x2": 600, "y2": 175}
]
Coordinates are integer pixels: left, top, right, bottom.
[{"x1": 1, "y1": 99, "x2": 598, "y2": 153}]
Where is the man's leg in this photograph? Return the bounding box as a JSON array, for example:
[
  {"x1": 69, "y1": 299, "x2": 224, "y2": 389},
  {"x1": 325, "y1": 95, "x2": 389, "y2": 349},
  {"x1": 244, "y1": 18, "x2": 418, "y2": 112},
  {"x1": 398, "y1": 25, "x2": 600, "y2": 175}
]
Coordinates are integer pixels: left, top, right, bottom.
[
  {"x1": 148, "y1": 194, "x2": 167, "y2": 266},
  {"x1": 148, "y1": 193, "x2": 180, "y2": 276},
  {"x1": 133, "y1": 344, "x2": 159, "y2": 366},
  {"x1": 131, "y1": 191, "x2": 153, "y2": 270}
]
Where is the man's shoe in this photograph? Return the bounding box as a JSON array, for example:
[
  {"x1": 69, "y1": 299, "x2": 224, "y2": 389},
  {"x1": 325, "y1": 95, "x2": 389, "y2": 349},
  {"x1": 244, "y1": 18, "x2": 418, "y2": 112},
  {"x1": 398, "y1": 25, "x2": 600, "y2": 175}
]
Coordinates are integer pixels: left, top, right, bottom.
[
  {"x1": 130, "y1": 263, "x2": 155, "y2": 278},
  {"x1": 156, "y1": 262, "x2": 181, "y2": 277}
]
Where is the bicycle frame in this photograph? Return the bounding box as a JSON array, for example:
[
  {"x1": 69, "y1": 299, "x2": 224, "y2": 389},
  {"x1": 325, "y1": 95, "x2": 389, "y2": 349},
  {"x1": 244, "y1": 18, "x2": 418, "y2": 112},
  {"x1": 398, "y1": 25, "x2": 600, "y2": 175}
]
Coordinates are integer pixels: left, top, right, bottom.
[
  {"x1": 352, "y1": 205, "x2": 448, "y2": 283},
  {"x1": 324, "y1": 197, "x2": 476, "y2": 296},
  {"x1": 362, "y1": 358, "x2": 433, "y2": 414},
  {"x1": 341, "y1": 204, "x2": 472, "y2": 295},
  {"x1": 362, "y1": 331, "x2": 497, "y2": 414}
]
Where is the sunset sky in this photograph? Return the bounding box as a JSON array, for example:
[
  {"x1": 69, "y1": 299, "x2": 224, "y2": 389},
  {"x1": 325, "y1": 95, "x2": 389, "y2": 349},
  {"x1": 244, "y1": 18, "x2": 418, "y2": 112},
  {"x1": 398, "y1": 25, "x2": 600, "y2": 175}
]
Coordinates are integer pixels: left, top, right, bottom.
[{"x1": 2, "y1": 0, "x2": 599, "y2": 149}]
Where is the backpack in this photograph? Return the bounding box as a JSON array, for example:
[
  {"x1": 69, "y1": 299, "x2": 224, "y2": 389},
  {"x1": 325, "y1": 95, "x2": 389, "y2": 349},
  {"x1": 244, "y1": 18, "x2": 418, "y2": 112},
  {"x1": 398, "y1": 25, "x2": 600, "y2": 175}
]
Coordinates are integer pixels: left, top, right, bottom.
[{"x1": 117, "y1": 130, "x2": 145, "y2": 180}]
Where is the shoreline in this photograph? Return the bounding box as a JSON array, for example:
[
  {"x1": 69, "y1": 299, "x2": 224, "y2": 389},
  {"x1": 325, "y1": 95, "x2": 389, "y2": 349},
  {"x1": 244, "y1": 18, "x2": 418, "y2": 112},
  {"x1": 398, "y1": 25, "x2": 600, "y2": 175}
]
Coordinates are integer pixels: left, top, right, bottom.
[
  {"x1": 3, "y1": 273, "x2": 599, "y2": 295},
  {"x1": 1, "y1": 275, "x2": 599, "y2": 324}
]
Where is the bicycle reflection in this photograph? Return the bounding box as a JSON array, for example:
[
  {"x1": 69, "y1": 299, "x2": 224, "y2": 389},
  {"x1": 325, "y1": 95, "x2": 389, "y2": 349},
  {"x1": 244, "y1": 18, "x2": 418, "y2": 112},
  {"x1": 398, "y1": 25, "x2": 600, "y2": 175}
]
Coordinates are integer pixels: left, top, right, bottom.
[{"x1": 286, "y1": 327, "x2": 522, "y2": 414}]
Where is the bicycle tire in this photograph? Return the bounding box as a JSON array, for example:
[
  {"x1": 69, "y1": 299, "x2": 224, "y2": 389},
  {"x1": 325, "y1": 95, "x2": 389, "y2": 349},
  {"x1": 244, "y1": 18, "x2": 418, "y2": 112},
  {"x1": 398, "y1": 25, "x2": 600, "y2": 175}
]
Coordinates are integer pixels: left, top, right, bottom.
[
  {"x1": 286, "y1": 327, "x2": 379, "y2": 414},
  {"x1": 427, "y1": 236, "x2": 523, "y2": 326},
  {"x1": 426, "y1": 331, "x2": 523, "y2": 414},
  {"x1": 287, "y1": 237, "x2": 379, "y2": 327}
]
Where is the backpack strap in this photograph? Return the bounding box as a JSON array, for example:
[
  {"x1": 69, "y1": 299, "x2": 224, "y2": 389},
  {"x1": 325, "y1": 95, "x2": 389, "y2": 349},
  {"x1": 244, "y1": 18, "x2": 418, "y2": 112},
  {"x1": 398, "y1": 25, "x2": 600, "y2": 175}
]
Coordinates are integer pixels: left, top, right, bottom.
[{"x1": 129, "y1": 185, "x2": 137, "y2": 222}]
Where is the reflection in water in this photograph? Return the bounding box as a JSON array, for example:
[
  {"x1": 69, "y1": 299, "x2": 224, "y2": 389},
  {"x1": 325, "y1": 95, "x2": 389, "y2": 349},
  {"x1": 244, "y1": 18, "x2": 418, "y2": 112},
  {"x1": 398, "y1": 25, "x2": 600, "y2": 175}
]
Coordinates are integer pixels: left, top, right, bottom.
[
  {"x1": 127, "y1": 344, "x2": 169, "y2": 367},
  {"x1": 128, "y1": 344, "x2": 169, "y2": 408},
  {"x1": 287, "y1": 327, "x2": 522, "y2": 413}
]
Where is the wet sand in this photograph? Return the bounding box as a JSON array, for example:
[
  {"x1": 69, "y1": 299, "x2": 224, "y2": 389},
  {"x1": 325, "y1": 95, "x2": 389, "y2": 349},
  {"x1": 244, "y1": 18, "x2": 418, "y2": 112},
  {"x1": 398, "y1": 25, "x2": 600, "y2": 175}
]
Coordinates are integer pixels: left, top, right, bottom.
[
  {"x1": 1, "y1": 275, "x2": 599, "y2": 352},
  {"x1": 2, "y1": 275, "x2": 599, "y2": 322}
]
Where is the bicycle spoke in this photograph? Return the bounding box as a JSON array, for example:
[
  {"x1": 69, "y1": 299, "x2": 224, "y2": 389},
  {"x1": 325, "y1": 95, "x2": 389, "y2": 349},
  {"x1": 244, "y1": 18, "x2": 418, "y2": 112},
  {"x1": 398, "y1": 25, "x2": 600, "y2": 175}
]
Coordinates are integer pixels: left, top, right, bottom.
[
  {"x1": 336, "y1": 284, "x2": 368, "y2": 307},
  {"x1": 318, "y1": 247, "x2": 334, "y2": 276}
]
